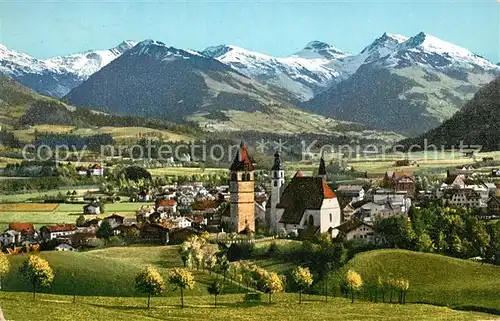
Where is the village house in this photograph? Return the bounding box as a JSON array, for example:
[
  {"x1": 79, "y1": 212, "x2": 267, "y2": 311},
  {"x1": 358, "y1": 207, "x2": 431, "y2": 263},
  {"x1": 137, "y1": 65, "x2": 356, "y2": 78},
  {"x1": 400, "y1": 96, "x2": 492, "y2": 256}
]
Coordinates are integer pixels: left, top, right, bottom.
[
  {"x1": 335, "y1": 220, "x2": 375, "y2": 241},
  {"x1": 55, "y1": 243, "x2": 76, "y2": 251},
  {"x1": 335, "y1": 185, "x2": 365, "y2": 203},
  {"x1": 83, "y1": 202, "x2": 101, "y2": 215},
  {"x1": 140, "y1": 224, "x2": 169, "y2": 244},
  {"x1": 104, "y1": 214, "x2": 125, "y2": 228},
  {"x1": 8, "y1": 223, "x2": 38, "y2": 243},
  {"x1": 383, "y1": 171, "x2": 416, "y2": 197},
  {"x1": 487, "y1": 196, "x2": 500, "y2": 216},
  {"x1": 138, "y1": 190, "x2": 152, "y2": 202},
  {"x1": 0, "y1": 230, "x2": 21, "y2": 246},
  {"x1": 40, "y1": 224, "x2": 77, "y2": 241},
  {"x1": 156, "y1": 199, "x2": 177, "y2": 215},
  {"x1": 442, "y1": 188, "x2": 485, "y2": 208}
]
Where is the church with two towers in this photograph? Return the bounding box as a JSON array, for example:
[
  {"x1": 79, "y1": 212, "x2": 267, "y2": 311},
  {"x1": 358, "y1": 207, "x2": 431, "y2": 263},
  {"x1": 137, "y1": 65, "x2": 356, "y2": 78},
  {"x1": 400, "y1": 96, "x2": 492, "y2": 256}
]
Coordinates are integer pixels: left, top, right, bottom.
[{"x1": 224, "y1": 142, "x2": 341, "y2": 238}]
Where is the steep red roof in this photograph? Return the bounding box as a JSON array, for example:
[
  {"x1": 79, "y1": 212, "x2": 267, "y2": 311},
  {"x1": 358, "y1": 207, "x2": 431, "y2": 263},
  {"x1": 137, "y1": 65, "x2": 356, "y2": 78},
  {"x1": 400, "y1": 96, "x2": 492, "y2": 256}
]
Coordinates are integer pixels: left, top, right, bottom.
[
  {"x1": 44, "y1": 224, "x2": 76, "y2": 233},
  {"x1": 294, "y1": 170, "x2": 304, "y2": 178},
  {"x1": 158, "y1": 199, "x2": 177, "y2": 207},
  {"x1": 8, "y1": 223, "x2": 35, "y2": 234},
  {"x1": 322, "y1": 180, "x2": 337, "y2": 199},
  {"x1": 230, "y1": 142, "x2": 255, "y2": 171}
]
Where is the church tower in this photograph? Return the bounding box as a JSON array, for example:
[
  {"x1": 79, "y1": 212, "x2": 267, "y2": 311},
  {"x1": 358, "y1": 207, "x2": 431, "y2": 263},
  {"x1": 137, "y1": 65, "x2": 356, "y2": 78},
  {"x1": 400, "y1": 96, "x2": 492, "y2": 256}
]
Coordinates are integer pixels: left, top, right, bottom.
[
  {"x1": 318, "y1": 157, "x2": 327, "y2": 181},
  {"x1": 270, "y1": 151, "x2": 285, "y2": 231},
  {"x1": 229, "y1": 142, "x2": 255, "y2": 233}
]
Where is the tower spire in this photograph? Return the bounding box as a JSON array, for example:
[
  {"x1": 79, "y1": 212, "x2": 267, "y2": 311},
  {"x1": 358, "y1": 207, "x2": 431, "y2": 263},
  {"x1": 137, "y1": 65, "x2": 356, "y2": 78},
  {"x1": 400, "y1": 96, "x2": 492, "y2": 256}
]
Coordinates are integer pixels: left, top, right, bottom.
[{"x1": 318, "y1": 157, "x2": 327, "y2": 180}]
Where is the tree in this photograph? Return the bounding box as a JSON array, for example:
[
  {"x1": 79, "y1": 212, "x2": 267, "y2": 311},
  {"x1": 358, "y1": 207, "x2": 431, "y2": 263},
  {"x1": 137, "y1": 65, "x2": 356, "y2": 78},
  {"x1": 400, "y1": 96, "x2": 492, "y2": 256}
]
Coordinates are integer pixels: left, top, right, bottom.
[
  {"x1": 291, "y1": 266, "x2": 313, "y2": 304},
  {"x1": 123, "y1": 166, "x2": 152, "y2": 181},
  {"x1": 135, "y1": 266, "x2": 165, "y2": 308},
  {"x1": 207, "y1": 281, "x2": 223, "y2": 307},
  {"x1": 0, "y1": 252, "x2": 10, "y2": 290},
  {"x1": 168, "y1": 268, "x2": 195, "y2": 308},
  {"x1": 96, "y1": 220, "x2": 113, "y2": 245},
  {"x1": 346, "y1": 270, "x2": 363, "y2": 303},
  {"x1": 75, "y1": 215, "x2": 86, "y2": 227},
  {"x1": 262, "y1": 271, "x2": 284, "y2": 304},
  {"x1": 18, "y1": 255, "x2": 54, "y2": 299},
  {"x1": 217, "y1": 255, "x2": 230, "y2": 279}
]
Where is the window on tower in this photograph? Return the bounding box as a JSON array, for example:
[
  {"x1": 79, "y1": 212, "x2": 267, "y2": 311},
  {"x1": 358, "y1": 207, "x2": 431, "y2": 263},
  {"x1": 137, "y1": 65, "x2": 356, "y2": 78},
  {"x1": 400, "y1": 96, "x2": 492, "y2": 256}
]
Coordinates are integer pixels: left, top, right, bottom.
[{"x1": 274, "y1": 181, "x2": 278, "y2": 187}]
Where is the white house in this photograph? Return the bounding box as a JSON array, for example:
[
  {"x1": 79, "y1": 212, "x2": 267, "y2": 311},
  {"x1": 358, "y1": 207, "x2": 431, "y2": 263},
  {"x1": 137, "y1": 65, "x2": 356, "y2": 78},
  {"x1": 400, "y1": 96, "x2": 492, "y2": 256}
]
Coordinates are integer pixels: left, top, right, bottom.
[
  {"x1": 0, "y1": 230, "x2": 21, "y2": 245},
  {"x1": 335, "y1": 220, "x2": 375, "y2": 241},
  {"x1": 83, "y1": 202, "x2": 101, "y2": 215},
  {"x1": 172, "y1": 217, "x2": 192, "y2": 228},
  {"x1": 442, "y1": 188, "x2": 486, "y2": 208},
  {"x1": 55, "y1": 243, "x2": 76, "y2": 251},
  {"x1": 335, "y1": 185, "x2": 365, "y2": 202},
  {"x1": 40, "y1": 224, "x2": 77, "y2": 241}
]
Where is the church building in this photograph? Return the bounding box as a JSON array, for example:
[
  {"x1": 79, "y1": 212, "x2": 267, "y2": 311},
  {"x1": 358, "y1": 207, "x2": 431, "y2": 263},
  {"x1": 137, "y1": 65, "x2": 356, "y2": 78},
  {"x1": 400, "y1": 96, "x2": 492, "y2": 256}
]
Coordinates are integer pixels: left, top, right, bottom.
[{"x1": 266, "y1": 155, "x2": 341, "y2": 237}]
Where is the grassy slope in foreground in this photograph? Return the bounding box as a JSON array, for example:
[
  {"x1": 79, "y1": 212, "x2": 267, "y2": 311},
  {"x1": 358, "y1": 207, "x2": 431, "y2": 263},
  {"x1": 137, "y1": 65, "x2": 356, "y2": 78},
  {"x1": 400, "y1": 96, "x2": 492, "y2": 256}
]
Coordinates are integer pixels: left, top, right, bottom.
[
  {"x1": 2, "y1": 246, "x2": 241, "y2": 297},
  {"x1": 337, "y1": 249, "x2": 500, "y2": 310},
  {"x1": 0, "y1": 292, "x2": 497, "y2": 321}
]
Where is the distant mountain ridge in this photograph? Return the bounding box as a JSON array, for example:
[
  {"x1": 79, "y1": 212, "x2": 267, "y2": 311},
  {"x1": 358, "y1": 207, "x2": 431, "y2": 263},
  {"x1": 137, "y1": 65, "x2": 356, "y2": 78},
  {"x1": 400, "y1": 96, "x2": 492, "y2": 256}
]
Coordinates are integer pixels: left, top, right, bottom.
[
  {"x1": 0, "y1": 41, "x2": 137, "y2": 97},
  {"x1": 1, "y1": 32, "x2": 499, "y2": 136},
  {"x1": 304, "y1": 32, "x2": 499, "y2": 135},
  {"x1": 400, "y1": 76, "x2": 500, "y2": 151}
]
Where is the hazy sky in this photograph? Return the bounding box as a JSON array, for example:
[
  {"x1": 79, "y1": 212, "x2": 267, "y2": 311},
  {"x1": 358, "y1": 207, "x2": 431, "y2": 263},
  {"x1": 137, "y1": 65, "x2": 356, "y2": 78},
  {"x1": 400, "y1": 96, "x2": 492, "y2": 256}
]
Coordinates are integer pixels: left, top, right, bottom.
[{"x1": 0, "y1": 1, "x2": 499, "y2": 62}]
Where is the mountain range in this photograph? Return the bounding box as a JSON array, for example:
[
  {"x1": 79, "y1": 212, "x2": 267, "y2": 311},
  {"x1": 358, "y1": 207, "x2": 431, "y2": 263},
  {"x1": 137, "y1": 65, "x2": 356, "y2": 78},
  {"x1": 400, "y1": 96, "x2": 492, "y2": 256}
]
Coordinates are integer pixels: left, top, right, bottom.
[
  {"x1": 400, "y1": 76, "x2": 500, "y2": 151},
  {"x1": 1, "y1": 32, "x2": 499, "y2": 136}
]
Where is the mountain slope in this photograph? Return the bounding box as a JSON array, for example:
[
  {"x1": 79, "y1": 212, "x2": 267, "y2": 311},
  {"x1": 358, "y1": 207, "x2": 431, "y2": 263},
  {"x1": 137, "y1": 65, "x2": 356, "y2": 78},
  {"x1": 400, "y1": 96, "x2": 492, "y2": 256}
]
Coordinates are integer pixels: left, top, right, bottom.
[
  {"x1": 203, "y1": 42, "x2": 347, "y2": 101},
  {"x1": 0, "y1": 75, "x2": 199, "y2": 142},
  {"x1": 0, "y1": 41, "x2": 136, "y2": 97},
  {"x1": 304, "y1": 32, "x2": 500, "y2": 135},
  {"x1": 65, "y1": 40, "x2": 298, "y2": 121},
  {"x1": 400, "y1": 76, "x2": 500, "y2": 151}
]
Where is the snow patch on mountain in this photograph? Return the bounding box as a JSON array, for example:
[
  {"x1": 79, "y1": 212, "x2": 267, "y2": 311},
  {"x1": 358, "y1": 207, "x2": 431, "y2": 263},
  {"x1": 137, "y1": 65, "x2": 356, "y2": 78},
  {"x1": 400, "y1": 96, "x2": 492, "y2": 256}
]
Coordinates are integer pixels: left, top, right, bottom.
[{"x1": 203, "y1": 44, "x2": 345, "y2": 100}]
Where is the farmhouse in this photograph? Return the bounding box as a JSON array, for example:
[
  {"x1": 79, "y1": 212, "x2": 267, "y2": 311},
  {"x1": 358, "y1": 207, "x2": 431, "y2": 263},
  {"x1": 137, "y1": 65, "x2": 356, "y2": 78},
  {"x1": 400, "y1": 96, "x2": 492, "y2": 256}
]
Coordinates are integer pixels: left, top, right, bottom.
[
  {"x1": 487, "y1": 196, "x2": 500, "y2": 216},
  {"x1": 335, "y1": 185, "x2": 365, "y2": 203},
  {"x1": 156, "y1": 199, "x2": 177, "y2": 214},
  {"x1": 140, "y1": 224, "x2": 169, "y2": 244},
  {"x1": 442, "y1": 188, "x2": 485, "y2": 208},
  {"x1": 83, "y1": 202, "x2": 101, "y2": 215},
  {"x1": 40, "y1": 224, "x2": 77, "y2": 241},
  {"x1": 0, "y1": 230, "x2": 21, "y2": 246},
  {"x1": 383, "y1": 171, "x2": 416, "y2": 197},
  {"x1": 8, "y1": 223, "x2": 38, "y2": 242},
  {"x1": 104, "y1": 214, "x2": 125, "y2": 228},
  {"x1": 335, "y1": 220, "x2": 375, "y2": 241}
]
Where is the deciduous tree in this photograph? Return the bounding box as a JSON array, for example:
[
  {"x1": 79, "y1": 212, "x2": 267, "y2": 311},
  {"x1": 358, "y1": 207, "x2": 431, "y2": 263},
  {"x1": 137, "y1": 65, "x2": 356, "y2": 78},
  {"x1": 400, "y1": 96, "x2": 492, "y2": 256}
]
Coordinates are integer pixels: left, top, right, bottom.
[
  {"x1": 346, "y1": 269, "x2": 362, "y2": 303},
  {"x1": 292, "y1": 266, "x2": 313, "y2": 304},
  {"x1": 168, "y1": 268, "x2": 195, "y2": 308},
  {"x1": 135, "y1": 266, "x2": 165, "y2": 308},
  {"x1": 18, "y1": 255, "x2": 54, "y2": 299}
]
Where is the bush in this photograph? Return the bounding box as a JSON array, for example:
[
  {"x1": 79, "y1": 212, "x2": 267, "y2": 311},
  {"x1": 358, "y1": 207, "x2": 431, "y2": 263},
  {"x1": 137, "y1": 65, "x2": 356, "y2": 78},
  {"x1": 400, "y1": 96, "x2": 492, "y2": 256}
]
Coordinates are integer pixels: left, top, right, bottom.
[{"x1": 243, "y1": 292, "x2": 262, "y2": 303}]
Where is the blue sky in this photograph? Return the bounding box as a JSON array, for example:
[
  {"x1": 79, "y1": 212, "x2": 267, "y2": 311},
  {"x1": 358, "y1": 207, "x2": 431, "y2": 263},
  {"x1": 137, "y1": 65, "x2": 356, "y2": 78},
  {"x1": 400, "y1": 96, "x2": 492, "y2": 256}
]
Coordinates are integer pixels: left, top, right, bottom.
[{"x1": 0, "y1": 1, "x2": 498, "y2": 62}]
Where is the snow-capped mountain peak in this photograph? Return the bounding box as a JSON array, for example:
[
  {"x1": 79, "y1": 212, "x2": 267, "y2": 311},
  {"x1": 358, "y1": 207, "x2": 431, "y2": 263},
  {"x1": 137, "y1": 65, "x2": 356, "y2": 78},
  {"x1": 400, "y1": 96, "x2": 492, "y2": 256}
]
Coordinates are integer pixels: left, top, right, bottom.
[
  {"x1": 393, "y1": 32, "x2": 498, "y2": 70},
  {"x1": 360, "y1": 32, "x2": 408, "y2": 55},
  {"x1": 292, "y1": 41, "x2": 347, "y2": 60},
  {"x1": 202, "y1": 43, "x2": 345, "y2": 101}
]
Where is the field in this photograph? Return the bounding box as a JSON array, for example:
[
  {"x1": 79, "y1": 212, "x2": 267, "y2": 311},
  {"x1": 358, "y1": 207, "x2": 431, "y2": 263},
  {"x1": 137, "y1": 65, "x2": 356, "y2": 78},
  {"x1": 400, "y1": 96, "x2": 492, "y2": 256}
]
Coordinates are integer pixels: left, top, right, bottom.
[
  {"x1": 2, "y1": 247, "x2": 500, "y2": 320},
  {"x1": 334, "y1": 249, "x2": 500, "y2": 311},
  {"x1": 347, "y1": 151, "x2": 500, "y2": 176},
  {"x1": 0, "y1": 202, "x2": 149, "y2": 229},
  {"x1": 3, "y1": 246, "x2": 241, "y2": 297},
  {"x1": 1, "y1": 292, "x2": 496, "y2": 321},
  {"x1": 12, "y1": 124, "x2": 195, "y2": 143}
]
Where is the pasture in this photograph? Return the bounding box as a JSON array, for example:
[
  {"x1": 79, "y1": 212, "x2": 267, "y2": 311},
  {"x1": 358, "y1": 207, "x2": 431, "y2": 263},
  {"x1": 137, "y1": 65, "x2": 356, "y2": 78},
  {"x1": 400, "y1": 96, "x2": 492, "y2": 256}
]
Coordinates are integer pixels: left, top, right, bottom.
[
  {"x1": 0, "y1": 292, "x2": 496, "y2": 321},
  {"x1": 333, "y1": 249, "x2": 500, "y2": 311}
]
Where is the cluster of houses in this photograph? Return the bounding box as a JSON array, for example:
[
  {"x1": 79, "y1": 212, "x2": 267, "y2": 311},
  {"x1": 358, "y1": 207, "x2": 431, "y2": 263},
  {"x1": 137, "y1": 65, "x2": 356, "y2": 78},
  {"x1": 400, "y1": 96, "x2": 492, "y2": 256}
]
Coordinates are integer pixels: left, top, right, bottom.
[
  {"x1": 76, "y1": 163, "x2": 104, "y2": 176},
  {"x1": 3, "y1": 145, "x2": 499, "y2": 251}
]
